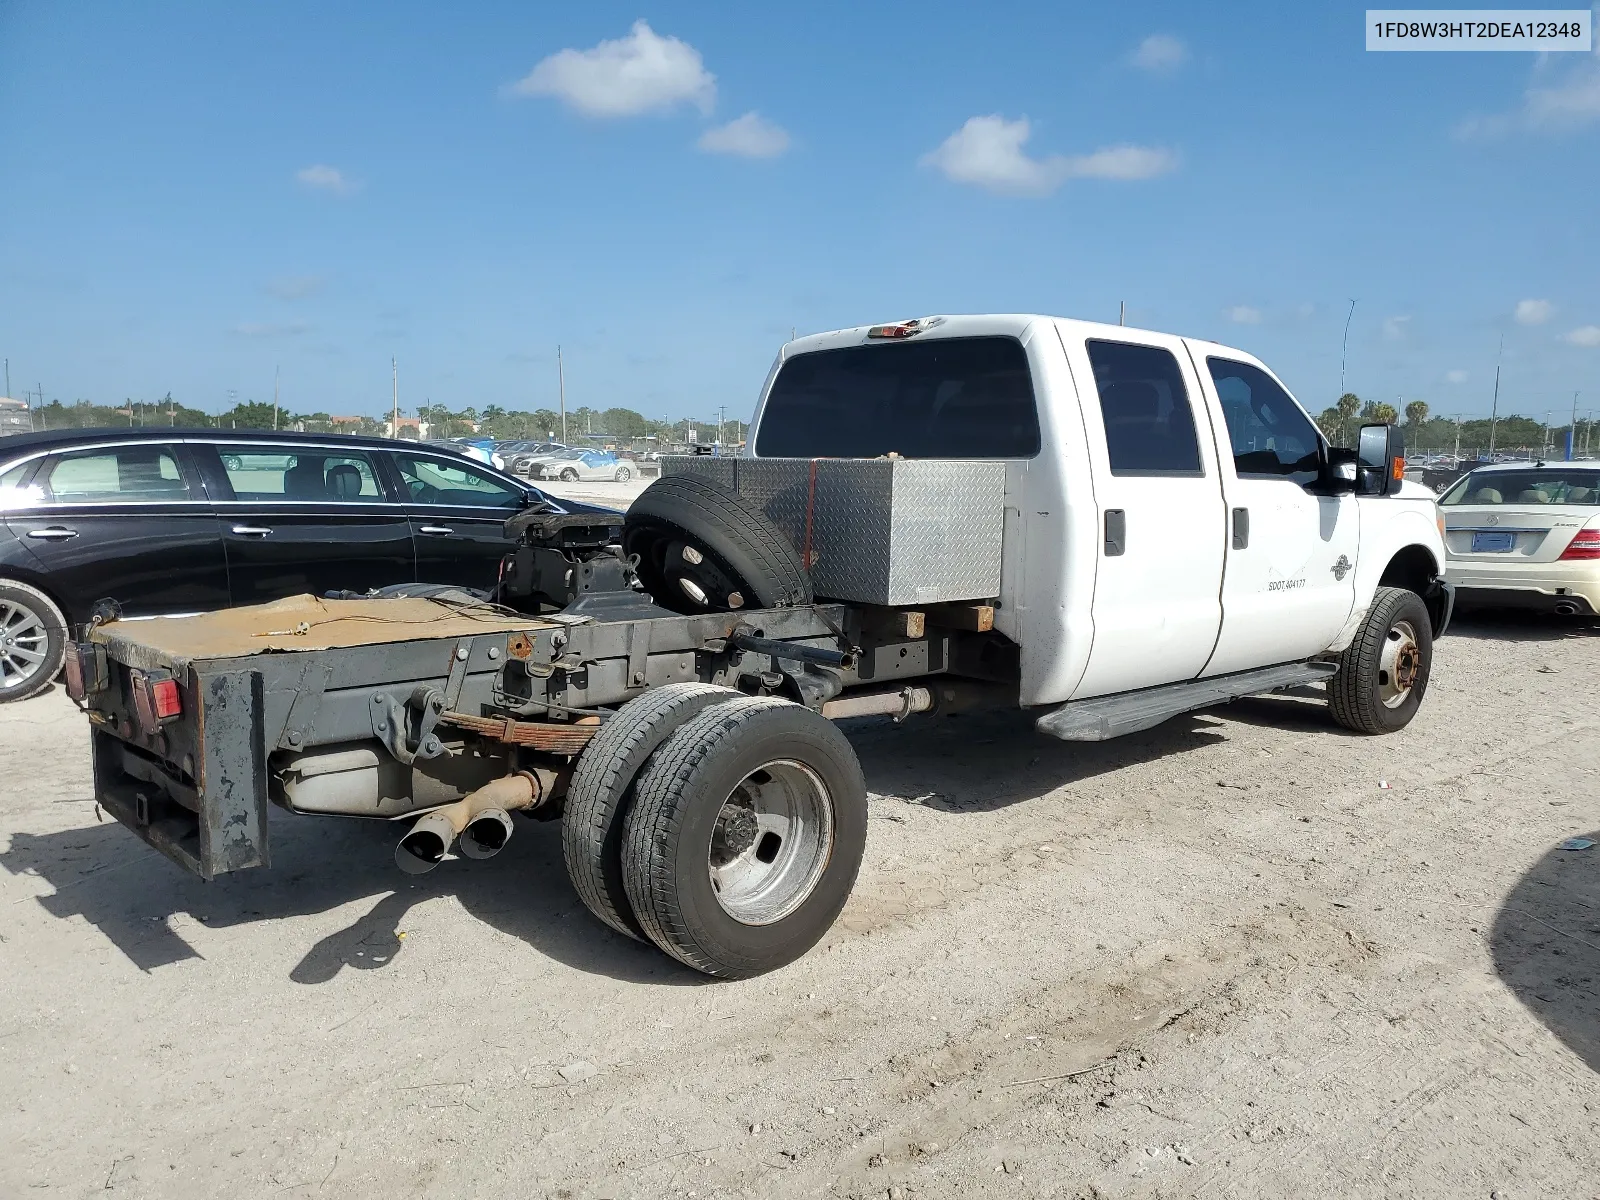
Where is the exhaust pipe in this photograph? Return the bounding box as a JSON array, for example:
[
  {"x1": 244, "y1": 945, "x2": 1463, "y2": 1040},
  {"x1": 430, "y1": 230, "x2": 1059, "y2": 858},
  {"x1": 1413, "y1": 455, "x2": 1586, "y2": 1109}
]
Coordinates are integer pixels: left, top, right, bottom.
[
  {"x1": 395, "y1": 773, "x2": 541, "y2": 875},
  {"x1": 1554, "y1": 601, "x2": 1579, "y2": 616}
]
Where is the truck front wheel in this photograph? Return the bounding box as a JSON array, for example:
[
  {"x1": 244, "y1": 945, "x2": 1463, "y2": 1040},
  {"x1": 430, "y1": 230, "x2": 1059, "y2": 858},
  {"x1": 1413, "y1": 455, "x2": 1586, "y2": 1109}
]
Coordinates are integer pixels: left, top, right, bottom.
[
  {"x1": 1328, "y1": 586, "x2": 1433, "y2": 735},
  {"x1": 621, "y1": 697, "x2": 867, "y2": 978}
]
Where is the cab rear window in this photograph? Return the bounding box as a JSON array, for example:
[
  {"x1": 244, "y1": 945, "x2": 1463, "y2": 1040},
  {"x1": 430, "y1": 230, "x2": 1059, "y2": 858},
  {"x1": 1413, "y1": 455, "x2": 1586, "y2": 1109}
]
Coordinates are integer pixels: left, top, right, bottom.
[
  {"x1": 1442, "y1": 470, "x2": 1600, "y2": 505},
  {"x1": 755, "y1": 336, "x2": 1041, "y2": 459}
]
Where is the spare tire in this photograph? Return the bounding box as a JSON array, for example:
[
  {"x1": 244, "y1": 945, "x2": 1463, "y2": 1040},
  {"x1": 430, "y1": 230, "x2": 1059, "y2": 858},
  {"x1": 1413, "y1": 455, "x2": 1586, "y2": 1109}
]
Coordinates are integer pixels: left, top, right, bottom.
[{"x1": 624, "y1": 474, "x2": 812, "y2": 615}]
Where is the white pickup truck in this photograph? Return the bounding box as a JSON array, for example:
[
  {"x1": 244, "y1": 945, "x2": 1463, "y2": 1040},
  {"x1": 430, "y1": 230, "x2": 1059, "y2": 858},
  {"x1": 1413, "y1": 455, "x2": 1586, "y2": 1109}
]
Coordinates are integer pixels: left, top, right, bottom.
[{"x1": 69, "y1": 313, "x2": 1451, "y2": 979}]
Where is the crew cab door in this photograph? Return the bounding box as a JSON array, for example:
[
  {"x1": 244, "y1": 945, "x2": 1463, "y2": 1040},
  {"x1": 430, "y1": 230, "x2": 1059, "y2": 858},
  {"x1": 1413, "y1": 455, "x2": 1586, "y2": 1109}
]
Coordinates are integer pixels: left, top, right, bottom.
[
  {"x1": 3, "y1": 441, "x2": 229, "y2": 622},
  {"x1": 198, "y1": 442, "x2": 417, "y2": 604},
  {"x1": 1065, "y1": 333, "x2": 1228, "y2": 698},
  {"x1": 1187, "y1": 347, "x2": 1359, "y2": 675},
  {"x1": 388, "y1": 448, "x2": 529, "y2": 589}
]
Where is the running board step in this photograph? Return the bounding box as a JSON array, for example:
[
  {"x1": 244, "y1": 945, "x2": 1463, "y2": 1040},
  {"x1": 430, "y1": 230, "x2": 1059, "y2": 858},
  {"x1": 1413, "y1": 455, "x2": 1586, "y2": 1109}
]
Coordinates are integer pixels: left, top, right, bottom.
[{"x1": 1035, "y1": 661, "x2": 1339, "y2": 743}]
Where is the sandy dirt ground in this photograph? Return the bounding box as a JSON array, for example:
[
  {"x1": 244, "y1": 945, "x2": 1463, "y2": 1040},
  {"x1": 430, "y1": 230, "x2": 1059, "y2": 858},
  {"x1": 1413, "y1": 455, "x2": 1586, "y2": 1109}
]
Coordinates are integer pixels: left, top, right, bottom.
[
  {"x1": 534, "y1": 475, "x2": 653, "y2": 511},
  {"x1": 2, "y1": 610, "x2": 1598, "y2": 1199}
]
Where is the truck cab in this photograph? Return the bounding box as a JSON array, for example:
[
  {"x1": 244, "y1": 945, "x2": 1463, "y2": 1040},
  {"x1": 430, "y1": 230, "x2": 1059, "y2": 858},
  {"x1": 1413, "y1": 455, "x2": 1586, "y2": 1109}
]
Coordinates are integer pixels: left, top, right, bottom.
[{"x1": 747, "y1": 314, "x2": 1450, "y2": 710}]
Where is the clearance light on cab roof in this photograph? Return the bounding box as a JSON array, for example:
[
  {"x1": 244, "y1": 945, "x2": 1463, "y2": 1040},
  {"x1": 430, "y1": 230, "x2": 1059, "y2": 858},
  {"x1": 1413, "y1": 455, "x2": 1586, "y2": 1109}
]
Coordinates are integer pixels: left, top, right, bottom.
[{"x1": 866, "y1": 316, "x2": 945, "y2": 340}]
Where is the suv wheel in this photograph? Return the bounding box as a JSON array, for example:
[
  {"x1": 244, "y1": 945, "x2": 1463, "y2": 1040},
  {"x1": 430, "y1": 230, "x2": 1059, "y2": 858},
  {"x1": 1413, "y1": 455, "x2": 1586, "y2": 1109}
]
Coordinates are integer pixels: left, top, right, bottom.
[{"x1": 0, "y1": 581, "x2": 67, "y2": 703}]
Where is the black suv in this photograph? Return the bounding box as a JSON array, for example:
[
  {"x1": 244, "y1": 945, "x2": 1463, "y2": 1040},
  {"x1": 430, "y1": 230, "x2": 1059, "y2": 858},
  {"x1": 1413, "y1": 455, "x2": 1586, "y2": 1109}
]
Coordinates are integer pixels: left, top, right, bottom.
[{"x1": 0, "y1": 428, "x2": 611, "y2": 701}]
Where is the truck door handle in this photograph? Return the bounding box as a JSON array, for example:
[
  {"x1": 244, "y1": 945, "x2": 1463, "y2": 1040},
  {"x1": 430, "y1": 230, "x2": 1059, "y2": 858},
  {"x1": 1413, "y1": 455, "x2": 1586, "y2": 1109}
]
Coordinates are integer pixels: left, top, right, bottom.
[
  {"x1": 1103, "y1": 510, "x2": 1126, "y2": 557},
  {"x1": 418, "y1": 525, "x2": 454, "y2": 535},
  {"x1": 27, "y1": 527, "x2": 78, "y2": 541},
  {"x1": 1232, "y1": 507, "x2": 1249, "y2": 550},
  {"x1": 231, "y1": 525, "x2": 273, "y2": 537}
]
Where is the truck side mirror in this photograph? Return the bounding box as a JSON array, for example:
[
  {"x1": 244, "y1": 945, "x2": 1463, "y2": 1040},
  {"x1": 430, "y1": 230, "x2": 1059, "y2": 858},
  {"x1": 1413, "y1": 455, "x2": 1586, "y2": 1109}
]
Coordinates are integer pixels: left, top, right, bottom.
[{"x1": 1356, "y1": 423, "x2": 1406, "y2": 496}]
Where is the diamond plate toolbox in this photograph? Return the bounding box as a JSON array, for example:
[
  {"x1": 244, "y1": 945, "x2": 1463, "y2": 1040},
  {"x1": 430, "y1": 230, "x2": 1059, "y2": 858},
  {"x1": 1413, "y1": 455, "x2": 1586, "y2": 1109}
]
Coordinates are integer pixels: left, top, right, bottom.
[{"x1": 661, "y1": 457, "x2": 1005, "y2": 605}]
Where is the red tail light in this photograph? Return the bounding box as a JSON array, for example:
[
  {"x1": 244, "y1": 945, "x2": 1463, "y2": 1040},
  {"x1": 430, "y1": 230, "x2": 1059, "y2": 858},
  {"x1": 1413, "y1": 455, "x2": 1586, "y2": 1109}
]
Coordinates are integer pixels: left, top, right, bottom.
[
  {"x1": 130, "y1": 670, "x2": 182, "y2": 732},
  {"x1": 151, "y1": 678, "x2": 182, "y2": 719},
  {"x1": 64, "y1": 643, "x2": 86, "y2": 702},
  {"x1": 1560, "y1": 527, "x2": 1600, "y2": 561}
]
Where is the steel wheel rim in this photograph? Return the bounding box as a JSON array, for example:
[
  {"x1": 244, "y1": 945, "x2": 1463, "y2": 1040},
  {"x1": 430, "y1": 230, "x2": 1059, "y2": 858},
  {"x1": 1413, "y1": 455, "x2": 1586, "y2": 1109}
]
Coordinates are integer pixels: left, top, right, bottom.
[
  {"x1": 1378, "y1": 618, "x2": 1421, "y2": 709},
  {"x1": 0, "y1": 600, "x2": 49, "y2": 692},
  {"x1": 707, "y1": 759, "x2": 834, "y2": 926}
]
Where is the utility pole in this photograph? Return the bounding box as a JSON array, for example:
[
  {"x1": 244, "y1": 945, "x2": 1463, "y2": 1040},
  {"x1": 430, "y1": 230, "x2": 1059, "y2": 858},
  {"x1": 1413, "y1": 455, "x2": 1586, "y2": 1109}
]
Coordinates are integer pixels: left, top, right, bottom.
[
  {"x1": 557, "y1": 345, "x2": 567, "y2": 444},
  {"x1": 167, "y1": 392, "x2": 175, "y2": 426},
  {"x1": 1339, "y1": 299, "x2": 1357, "y2": 398},
  {"x1": 273, "y1": 366, "x2": 280, "y2": 432},
  {"x1": 718, "y1": 405, "x2": 726, "y2": 446},
  {"x1": 1488, "y1": 335, "x2": 1503, "y2": 457},
  {"x1": 3, "y1": 358, "x2": 8, "y2": 400},
  {"x1": 1452, "y1": 415, "x2": 1462, "y2": 459},
  {"x1": 1569, "y1": 392, "x2": 1579, "y2": 460},
  {"x1": 1118, "y1": 300, "x2": 1125, "y2": 327},
  {"x1": 391, "y1": 358, "x2": 399, "y2": 439}
]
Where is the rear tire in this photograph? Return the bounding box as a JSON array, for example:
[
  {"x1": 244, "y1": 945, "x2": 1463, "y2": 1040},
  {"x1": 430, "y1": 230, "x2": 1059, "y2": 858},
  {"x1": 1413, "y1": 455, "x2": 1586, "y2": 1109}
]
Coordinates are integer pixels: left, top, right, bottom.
[
  {"x1": 615, "y1": 467, "x2": 632, "y2": 482},
  {"x1": 621, "y1": 697, "x2": 867, "y2": 978},
  {"x1": 563, "y1": 683, "x2": 740, "y2": 940},
  {"x1": 560, "y1": 468, "x2": 579, "y2": 482},
  {"x1": 1329, "y1": 586, "x2": 1432, "y2": 734},
  {"x1": 0, "y1": 580, "x2": 67, "y2": 704},
  {"x1": 623, "y1": 474, "x2": 812, "y2": 615}
]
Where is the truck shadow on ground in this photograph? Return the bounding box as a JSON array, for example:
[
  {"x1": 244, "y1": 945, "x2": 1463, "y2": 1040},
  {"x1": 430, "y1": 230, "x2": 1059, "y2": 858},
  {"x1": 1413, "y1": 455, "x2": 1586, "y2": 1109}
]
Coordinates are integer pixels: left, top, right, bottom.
[
  {"x1": 1490, "y1": 830, "x2": 1600, "y2": 1073},
  {"x1": 4, "y1": 709, "x2": 1229, "y2": 982}
]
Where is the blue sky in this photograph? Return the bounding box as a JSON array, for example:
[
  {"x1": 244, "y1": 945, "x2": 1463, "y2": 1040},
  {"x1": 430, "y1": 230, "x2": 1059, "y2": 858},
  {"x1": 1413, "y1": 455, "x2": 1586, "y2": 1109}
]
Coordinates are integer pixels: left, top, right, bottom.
[{"x1": 1, "y1": 2, "x2": 1597, "y2": 425}]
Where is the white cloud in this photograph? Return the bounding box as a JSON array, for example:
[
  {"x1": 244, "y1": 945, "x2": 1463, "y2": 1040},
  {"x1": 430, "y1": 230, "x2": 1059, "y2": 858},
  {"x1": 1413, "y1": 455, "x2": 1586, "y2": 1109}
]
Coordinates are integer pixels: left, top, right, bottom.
[
  {"x1": 1566, "y1": 325, "x2": 1600, "y2": 347},
  {"x1": 1456, "y1": 43, "x2": 1600, "y2": 136},
  {"x1": 1225, "y1": 305, "x2": 1262, "y2": 324},
  {"x1": 1382, "y1": 314, "x2": 1412, "y2": 341},
  {"x1": 265, "y1": 274, "x2": 326, "y2": 301},
  {"x1": 1132, "y1": 34, "x2": 1187, "y2": 73},
  {"x1": 232, "y1": 320, "x2": 309, "y2": 338},
  {"x1": 1446, "y1": 369, "x2": 1469, "y2": 384},
  {"x1": 921, "y1": 115, "x2": 1176, "y2": 196},
  {"x1": 1064, "y1": 144, "x2": 1179, "y2": 180},
  {"x1": 296, "y1": 165, "x2": 355, "y2": 195},
  {"x1": 1515, "y1": 298, "x2": 1554, "y2": 325},
  {"x1": 507, "y1": 20, "x2": 714, "y2": 117},
  {"x1": 697, "y1": 111, "x2": 790, "y2": 158}
]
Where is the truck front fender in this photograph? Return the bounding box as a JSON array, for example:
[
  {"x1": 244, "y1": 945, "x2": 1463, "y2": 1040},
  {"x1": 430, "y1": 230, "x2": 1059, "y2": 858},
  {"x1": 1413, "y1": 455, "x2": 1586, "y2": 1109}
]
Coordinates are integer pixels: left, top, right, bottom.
[{"x1": 1327, "y1": 504, "x2": 1447, "y2": 652}]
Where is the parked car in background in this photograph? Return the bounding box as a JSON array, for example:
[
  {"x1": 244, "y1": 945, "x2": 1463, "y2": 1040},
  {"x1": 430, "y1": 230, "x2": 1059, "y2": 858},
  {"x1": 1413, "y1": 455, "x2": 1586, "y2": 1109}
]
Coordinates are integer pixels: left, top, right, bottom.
[
  {"x1": 1441, "y1": 462, "x2": 1600, "y2": 616},
  {"x1": 0, "y1": 429, "x2": 615, "y2": 701},
  {"x1": 528, "y1": 449, "x2": 635, "y2": 482},
  {"x1": 503, "y1": 442, "x2": 568, "y2": 475}
]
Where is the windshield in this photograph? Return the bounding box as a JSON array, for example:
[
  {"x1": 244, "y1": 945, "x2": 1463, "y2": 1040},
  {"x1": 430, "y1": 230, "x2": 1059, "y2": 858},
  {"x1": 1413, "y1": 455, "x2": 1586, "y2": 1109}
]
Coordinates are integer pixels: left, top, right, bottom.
[
  {"x1": 755, "y1": 336, "x2": 1040, "y2": 459},
  {"x1": 1441, "y1": 469, "x2": 1600, "y2": 506}
]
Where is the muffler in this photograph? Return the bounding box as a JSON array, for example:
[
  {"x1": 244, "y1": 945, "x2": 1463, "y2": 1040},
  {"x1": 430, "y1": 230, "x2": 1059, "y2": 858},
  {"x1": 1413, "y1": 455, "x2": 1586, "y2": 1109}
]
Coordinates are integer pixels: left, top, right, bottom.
[
  {"x1": 1554, "y1": 601, "x2": 1579, "y2": 616},
  {"x1": 395, "y1": 773, "x2": 541, "y2": 875}
]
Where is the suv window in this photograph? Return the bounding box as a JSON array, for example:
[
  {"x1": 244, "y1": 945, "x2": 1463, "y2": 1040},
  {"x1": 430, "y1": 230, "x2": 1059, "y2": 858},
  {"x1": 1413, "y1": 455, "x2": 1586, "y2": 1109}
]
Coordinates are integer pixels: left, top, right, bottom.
[
  {"x1": 43, "y1": 446, "x2": 191, "y2": 502},
  {"x1": 392, "y1": 452, "x2": 524, "y2": 509},
  {"x1": 219, "y1": 446, "x2": 384, "y2": 501},
  {"x1": 1207, "y1": 359, "x2": 1320, "y2": 485},
  {"x1": 755, "y1": 336, "x2": 1041, "y2": 459},
  {"x1": 1085, "y1": 340, "x2": 1202, "y2": 475}
]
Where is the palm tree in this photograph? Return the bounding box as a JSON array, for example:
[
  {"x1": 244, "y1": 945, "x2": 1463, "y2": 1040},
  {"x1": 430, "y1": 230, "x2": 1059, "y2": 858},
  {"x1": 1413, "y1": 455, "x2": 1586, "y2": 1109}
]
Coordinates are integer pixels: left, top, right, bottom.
[
  {"x1": 1336, "y1": 393, "x2": 1360, "y2": 446},
  {"x1": 1370, "y1": 402, "x2": 1399, "y2": 425},
  {"x1": 1404, "y1": 400, "x2": 1429, "y2": 450}
]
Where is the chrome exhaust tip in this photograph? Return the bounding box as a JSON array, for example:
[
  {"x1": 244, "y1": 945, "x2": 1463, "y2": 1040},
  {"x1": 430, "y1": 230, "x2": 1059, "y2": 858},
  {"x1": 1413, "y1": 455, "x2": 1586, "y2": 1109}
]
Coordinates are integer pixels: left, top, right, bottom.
[
  {"x1": 459, "y1": 808, "x2": 515, "y2": 860},
  {"x1": 396, "y1": 811, "x2": 456, "y2": 875},
  {"x1": 1554, "y1": 601, "x2": 1579, "y2": 616}
]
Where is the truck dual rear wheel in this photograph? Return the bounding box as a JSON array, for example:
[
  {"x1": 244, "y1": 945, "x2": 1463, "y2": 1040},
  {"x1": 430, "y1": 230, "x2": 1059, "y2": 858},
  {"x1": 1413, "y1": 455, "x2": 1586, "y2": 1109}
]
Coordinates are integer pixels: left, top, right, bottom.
[
  {"x1": 1328, "y1": 585, "x2": 1433, "y2": 735},
  {"x1": 562, "y1": 683, "x2": 739, "y2": 940},
  {"x1": 621, "y1": 697, "x2": 867, "y2": 978}
]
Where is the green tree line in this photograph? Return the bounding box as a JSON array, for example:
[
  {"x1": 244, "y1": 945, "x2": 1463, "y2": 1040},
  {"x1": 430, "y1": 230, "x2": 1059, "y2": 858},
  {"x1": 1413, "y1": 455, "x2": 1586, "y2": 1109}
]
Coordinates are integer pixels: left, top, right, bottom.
[{"x1": 1316, "y1": 394, "x2": 1597, "y2": 456}]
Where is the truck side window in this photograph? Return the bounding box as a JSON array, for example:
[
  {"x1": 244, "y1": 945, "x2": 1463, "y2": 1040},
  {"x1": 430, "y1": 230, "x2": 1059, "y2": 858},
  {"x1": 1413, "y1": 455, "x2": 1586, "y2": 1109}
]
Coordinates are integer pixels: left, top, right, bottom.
[
  {"x1": 1206, "y1": 359, "x2": 1320, "y2": 486},
  {"x1": 1085, "y1": 340, "x2": 1202, "y2": 476}
]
